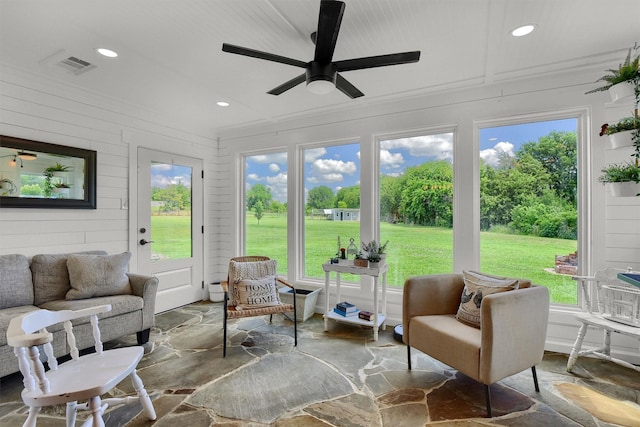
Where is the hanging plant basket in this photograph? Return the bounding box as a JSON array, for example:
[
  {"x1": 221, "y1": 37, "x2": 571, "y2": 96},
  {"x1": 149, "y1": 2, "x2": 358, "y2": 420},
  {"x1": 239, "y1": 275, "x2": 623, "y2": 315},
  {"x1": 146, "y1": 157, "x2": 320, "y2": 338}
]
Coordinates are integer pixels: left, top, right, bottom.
[
  {"x1": 608, "y1": 81, "x2": 635, "y2": 103},
  {"x1": 608, "y1": 130, "x2": 635, "y2": 149},
  {"x1": 609, "y1": 181, "x2": 640, "y2": 197}
]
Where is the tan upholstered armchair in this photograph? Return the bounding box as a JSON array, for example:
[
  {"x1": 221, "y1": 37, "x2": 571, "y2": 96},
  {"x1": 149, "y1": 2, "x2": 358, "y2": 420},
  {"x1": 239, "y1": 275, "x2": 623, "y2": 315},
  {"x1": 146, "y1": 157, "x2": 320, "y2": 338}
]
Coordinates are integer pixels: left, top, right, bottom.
[{"x1": 402, "y1": 273, "x2": 550, "y2": 417}]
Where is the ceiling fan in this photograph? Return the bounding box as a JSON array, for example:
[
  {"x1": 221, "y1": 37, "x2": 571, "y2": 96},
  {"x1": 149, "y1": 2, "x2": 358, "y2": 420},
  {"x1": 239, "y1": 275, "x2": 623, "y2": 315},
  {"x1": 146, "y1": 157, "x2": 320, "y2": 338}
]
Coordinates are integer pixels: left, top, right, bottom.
[{"x1": 222, "y1": 0, "x2": 420, "y2": 99}]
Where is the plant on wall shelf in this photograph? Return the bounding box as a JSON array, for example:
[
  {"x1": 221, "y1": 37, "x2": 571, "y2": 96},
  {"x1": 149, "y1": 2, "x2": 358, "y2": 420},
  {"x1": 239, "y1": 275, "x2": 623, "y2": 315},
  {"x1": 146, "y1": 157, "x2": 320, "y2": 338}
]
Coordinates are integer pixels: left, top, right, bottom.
[
  {"x1": 599, "y1": 116, "x2": 639, "y2": 136},
  {"x1": 598, "y1": 162, "x2": 640, "y2": 184},
  {"x1": 585, "y1": 48, "x2": 639, "y2": 95}
]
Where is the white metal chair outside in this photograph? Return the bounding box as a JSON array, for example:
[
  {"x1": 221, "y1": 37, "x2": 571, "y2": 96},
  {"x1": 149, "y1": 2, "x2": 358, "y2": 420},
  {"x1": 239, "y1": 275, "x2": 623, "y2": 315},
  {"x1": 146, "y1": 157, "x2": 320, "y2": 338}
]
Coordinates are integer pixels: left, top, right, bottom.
[
  {"x1": 7, "y1": 304, "x2": 156, "y2": 427},
  {"x1": 567, "y1": 268, "x2": 640, "y2": 373}
]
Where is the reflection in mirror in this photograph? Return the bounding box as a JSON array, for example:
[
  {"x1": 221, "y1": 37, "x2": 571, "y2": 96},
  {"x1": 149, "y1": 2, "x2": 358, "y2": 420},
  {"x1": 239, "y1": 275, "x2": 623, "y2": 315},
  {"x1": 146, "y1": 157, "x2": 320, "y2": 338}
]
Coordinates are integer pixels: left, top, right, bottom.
[{"x1": 0, "y1": 135, "x2": 96, "y2": 209}]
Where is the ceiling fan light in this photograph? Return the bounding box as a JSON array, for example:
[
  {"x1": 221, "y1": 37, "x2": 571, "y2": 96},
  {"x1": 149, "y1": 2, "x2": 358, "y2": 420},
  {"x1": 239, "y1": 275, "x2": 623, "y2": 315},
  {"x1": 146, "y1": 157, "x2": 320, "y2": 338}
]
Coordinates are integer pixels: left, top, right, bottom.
[
  {"x1": 307, "y1": 79, "x2": 335, "y2": 95},
  {"x1": 17, "y1": 151, "x2": 37, "y2": 160}
]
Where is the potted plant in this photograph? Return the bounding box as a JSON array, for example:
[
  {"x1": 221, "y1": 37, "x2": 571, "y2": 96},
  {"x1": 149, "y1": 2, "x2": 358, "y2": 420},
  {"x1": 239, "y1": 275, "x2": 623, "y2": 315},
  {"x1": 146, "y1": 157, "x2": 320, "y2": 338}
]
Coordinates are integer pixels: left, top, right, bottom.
[
  {"x1": 362, "y1": 240, "x2": 383, "y2": 266},
  {"x1": 586, "y1": 48, "x2": 639, "y2": 102},
  {"x1": 52, "y1": 182, "x2": 71, "y2": 197},
  {"x1": 600, "y1": 116, "x2": 640, "y2": 149},
  {"x1": 45, "y1": 162, "x2": 71, "y2": 177},
  {"x1": 598, "y1": 162, "x2": 640, "y2": 197},
  {"x1": 354, "y1": 252, "x2": 368, "y2": 268}
]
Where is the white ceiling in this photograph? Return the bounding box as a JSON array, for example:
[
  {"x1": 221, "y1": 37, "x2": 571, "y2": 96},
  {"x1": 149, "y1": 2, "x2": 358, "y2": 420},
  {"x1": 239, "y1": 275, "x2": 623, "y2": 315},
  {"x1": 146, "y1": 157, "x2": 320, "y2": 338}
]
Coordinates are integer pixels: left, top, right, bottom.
[{"x1": 1, "y1": 0, "x2": 639, "y2": 137}]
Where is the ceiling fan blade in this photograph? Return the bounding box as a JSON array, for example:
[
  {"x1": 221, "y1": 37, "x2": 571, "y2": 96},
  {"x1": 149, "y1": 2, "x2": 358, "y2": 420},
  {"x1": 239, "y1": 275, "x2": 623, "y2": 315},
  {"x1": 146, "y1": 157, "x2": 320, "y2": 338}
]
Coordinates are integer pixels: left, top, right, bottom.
[
  {"x1": 222, "y1": 43, "x2": 307, "y2": 68},
  {"x1": 267, "y1": 73, "x2": 307, "y2": 95},
  {"x1": 336, "y1": 74, "x2": 364, "y2": 99},
  {"x1": 313, "y1": 0, "x2": 345, "y2": 63},
  {"x1": 335, "y1": 51, "x2": 421, "y2": 72}
]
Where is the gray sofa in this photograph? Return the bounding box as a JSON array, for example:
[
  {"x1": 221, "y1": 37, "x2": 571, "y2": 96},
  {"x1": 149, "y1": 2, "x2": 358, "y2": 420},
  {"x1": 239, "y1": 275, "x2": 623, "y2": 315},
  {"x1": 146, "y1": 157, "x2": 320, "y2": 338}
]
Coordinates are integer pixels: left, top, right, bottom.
[{"x1": 0, "y1": 251, "x2": 158, "y2": 378}]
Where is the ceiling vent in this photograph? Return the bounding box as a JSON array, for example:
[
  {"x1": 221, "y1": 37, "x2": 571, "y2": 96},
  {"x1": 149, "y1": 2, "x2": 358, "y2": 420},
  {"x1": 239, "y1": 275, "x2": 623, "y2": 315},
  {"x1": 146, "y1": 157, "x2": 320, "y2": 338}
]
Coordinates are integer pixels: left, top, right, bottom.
[{"x1": 56, "y1": 56, "x2": 96, "y2": 75}]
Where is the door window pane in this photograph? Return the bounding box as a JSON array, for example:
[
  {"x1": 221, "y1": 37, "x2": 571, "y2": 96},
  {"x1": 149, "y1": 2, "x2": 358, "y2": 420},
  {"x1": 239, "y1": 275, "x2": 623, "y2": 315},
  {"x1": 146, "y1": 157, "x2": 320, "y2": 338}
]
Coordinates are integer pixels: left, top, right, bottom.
[
  {"x1": 479, "y1": 119, "x2": 578, "y2": 305},
  {"x1": 150, "y1": 163, "x2": 192, "y2": 261},
  {"x1": 380, "y1": 132, "x2": 454, "y2": 287},
  {"x1": 304, "y1": 143, "x2": 360, "y2": 279},
  {"x1": 244, "y1": 152, "x2": 288, "y2": 273}
]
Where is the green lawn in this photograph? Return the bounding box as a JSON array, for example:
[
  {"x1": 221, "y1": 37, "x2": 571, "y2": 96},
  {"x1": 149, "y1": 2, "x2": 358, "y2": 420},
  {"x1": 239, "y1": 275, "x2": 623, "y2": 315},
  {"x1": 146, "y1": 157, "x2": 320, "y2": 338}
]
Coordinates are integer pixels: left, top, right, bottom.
[{"x1": 153, "y1": 213, "x2": 578, "y2": 304}]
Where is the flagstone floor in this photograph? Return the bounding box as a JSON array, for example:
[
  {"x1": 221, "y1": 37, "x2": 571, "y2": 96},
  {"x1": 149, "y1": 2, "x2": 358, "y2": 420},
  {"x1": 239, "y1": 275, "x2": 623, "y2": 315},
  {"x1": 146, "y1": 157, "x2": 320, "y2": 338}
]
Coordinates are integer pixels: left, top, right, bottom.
[{"x1": 1, "y1": 301, "x2": 639, "y2": 426}]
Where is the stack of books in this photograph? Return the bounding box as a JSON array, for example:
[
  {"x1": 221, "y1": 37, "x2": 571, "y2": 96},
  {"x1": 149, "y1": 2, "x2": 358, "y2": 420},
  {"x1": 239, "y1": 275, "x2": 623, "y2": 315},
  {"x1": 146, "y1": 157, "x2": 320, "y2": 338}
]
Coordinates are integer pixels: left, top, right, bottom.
[{"x1": 333, "y1": 301, "x2": 358, "y2": 317}]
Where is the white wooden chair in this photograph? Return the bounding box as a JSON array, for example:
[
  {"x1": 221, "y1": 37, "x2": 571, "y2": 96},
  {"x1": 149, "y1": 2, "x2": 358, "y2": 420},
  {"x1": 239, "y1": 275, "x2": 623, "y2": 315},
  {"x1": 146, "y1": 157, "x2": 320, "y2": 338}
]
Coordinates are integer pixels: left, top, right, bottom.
[
  {"x1": 7, "y1": 305, "x2": 156, "y2": 427},
  {"x1": 567, "y1": 268, "x2": 640, "y2": 373}
]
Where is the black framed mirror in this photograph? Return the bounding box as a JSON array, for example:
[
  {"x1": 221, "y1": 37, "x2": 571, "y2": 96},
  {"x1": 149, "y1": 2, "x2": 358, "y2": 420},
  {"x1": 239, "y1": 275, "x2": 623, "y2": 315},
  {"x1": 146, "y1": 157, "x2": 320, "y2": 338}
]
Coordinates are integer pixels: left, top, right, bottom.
[{"x1": 0, "y1": 135, "x2": 97, "y2": 209}]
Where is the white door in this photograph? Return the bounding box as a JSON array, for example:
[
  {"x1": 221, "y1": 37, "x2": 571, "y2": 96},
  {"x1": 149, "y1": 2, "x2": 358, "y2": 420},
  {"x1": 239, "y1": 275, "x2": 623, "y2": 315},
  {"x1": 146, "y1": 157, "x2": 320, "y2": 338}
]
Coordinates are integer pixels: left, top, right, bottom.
[{"x1": 137, "y1": 148, "x2": 203, "y2": 313}]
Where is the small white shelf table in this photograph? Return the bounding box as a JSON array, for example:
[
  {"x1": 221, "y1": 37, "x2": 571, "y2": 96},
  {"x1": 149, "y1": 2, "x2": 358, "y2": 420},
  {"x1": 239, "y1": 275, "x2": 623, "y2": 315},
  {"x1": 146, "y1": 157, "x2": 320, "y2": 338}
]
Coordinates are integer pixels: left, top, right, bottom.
[{"x1": 322, "y1": 261, "x2": 388, "y2": 341}]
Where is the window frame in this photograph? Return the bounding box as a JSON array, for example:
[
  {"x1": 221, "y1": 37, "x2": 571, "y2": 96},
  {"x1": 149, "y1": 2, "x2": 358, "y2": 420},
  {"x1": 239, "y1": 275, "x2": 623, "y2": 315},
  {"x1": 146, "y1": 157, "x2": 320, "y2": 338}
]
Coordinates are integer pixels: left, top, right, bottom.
[{"x1": 473, "y1": 107, "x2": 591, "y2": 308}]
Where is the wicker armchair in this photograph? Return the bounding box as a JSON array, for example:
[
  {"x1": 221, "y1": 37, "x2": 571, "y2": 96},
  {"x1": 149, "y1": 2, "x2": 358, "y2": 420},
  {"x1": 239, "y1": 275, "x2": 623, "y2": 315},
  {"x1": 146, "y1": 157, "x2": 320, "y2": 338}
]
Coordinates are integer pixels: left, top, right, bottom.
[{"x1": 222, "y1": 256, "x2": 297, "y2": 357}]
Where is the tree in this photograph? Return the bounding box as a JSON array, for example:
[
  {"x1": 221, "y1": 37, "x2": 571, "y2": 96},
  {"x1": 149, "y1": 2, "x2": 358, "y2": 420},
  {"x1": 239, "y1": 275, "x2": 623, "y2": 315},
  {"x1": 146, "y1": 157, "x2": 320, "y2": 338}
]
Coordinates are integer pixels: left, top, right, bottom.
[
  {"x1": 307, "y1": 186, "x2": 335, "y2": 210},
  {"x1": 253, "y1": 201, "x2": 264, "y2": 224},
  {"x1": 399, "y1": 161, "x2": 453, "y2": 226},
  {"x1": 270, "y1": 200, "x2": 286, "y2": 215},
  {"x1": 519, "y1": 131, "x2": 577, "y2": 206},
  {"x1": 246, "y1": 184, "x2": 272, "y2": 211},
  {"x1": 336, "y1": 185, "x2": 360, "y2": 208},
  {"x1": 380, "y1": 174, "x2": 402, "y2": 222}
]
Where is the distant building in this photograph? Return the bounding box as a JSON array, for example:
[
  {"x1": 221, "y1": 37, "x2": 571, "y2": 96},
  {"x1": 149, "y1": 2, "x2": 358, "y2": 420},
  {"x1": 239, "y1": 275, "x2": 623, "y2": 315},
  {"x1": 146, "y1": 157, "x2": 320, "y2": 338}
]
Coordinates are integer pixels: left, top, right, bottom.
[{"x1": 329, "y1": 208, "x2": 360, "y2": 221}]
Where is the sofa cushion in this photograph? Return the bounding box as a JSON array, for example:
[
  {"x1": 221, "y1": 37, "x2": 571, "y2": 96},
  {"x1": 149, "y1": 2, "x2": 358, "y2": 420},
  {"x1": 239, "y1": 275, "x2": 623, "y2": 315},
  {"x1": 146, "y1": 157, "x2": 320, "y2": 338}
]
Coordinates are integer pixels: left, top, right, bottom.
[
  {"x1": 39, "y1": 294, "x2": 144, "y2": 330},
  {"x1": 233, "y1": 275, "x2": 280, "y2": 310},
  {"x1": 0, "y1": 305, "x2": 40, "y2": 346},
  {"x1": 32, "y1": 251, "x2": 107, "y2": 305},
  {"x1": 455, "y1": 270, "x2": 518, "y2": 328},
  {"x1": 0, "y1": 254, "x2": 34, "y2": 309},
  {"x1": 66, "y1": 252, "x2": 132, "y2": 300}
]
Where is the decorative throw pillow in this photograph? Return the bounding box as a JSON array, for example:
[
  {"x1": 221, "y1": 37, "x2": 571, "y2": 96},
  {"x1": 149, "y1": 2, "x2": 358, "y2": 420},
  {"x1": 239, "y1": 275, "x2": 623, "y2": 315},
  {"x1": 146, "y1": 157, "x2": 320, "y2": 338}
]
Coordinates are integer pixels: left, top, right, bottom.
[
  {"x1": 228, "y1": 260, "x2": 278, "y2": 306},
  {"x1": 0, "y1": 254, "x2": 33, "y2": 309},
  {"x1": 455, "y1": 270, "x2": 519, "y2": 328},
  {"x1": 233, "y1": 275, "x2": 280, "y2": 310},
  {"x1": 66, "y1": 252, "x2": 132, "y2": 300},
  {"x1": 465, "y1": 270, "x2": 531, "y2": 289},
  {"x1": 32, "y1": 250, "x2": 107, "y2": 305}
]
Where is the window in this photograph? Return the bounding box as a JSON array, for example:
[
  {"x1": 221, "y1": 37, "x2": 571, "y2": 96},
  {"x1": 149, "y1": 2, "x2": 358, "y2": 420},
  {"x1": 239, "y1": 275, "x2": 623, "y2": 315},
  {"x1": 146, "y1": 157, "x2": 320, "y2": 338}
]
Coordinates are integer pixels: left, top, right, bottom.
[
  {"x1": 479, "y1": 118, "x2": 578, "y2": 304},
  {"x1": 150, "y1": 163, "x2": 193, "y2": 260},
  {"x1": 304, "y1": 142, "x2": 360, "y2": 279},
  {"x1": 244, "y1": 151, "x2": 288, "y2": 273},
  {"x1": 379, "y1": 132, "x2": 455, "y2": 287}
]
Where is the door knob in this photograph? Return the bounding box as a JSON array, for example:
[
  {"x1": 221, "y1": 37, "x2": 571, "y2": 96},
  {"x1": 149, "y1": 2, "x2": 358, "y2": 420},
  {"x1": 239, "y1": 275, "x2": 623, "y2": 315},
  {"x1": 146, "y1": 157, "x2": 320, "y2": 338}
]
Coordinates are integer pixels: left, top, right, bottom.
[{"x1": 139, "y1": 239, "x2": 155, "y2": 246}]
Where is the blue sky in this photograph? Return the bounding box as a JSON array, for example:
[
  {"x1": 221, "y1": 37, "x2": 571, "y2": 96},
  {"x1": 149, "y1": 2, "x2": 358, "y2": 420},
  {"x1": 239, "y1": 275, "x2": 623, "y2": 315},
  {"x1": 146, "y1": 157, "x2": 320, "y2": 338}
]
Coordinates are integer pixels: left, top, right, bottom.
[{"x1": 243, "y1": 118, "x2": 577, "y2": 203}]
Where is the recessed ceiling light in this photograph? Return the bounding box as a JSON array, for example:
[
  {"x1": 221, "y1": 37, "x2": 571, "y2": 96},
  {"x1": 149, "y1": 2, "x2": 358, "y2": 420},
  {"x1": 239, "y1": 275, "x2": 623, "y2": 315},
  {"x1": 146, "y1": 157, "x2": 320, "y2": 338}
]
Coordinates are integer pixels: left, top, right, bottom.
[
  {"x1": 511, "y1": 25, "x2": 535, "y2": 37},
  {"x1": 96, "y1": 48, "x2": 118, "y2": 58},
  {"x1": 217, "y1": 101, "x2": 230, "y2": 107}
]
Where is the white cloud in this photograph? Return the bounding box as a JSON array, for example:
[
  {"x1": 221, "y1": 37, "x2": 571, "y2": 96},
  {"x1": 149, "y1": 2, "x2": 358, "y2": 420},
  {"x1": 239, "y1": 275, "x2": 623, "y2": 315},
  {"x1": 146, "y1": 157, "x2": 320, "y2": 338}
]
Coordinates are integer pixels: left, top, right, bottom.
[
  {"x1": 310, "y1": 158, "x2": 357, "y2": 183},
  {"x1": 381, "y1": 134, "x2": 453, "y2": 161},
  {"x1": 269, "y1": 163, "x2": 280, "y2": 173},
  {"x1": 380, "y1": 149, "x2": 404, "y2": 169},
  {"x1": 266, "y1": 172, "x2": 287, "y2": 201},
  {"x1": 250, "y1": 152, "x2": 287, "y2": 164},
  {"x1": 247, "y1": 173, "x2": 260, "y2": 181},
  {"x1": 480, "y1": 141, "x2": 515, "y2": 167},
  {"x1": 305, "y1": 147, "x2": 327, "y2": 162}
]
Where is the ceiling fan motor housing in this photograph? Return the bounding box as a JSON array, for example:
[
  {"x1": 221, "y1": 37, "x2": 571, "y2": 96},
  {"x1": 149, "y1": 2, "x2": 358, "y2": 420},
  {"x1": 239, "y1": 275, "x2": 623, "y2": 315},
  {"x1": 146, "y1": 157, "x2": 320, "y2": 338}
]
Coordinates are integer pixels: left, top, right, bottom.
[{"x1": 306, "y1": 61, "x2": 337, "y2": 84}]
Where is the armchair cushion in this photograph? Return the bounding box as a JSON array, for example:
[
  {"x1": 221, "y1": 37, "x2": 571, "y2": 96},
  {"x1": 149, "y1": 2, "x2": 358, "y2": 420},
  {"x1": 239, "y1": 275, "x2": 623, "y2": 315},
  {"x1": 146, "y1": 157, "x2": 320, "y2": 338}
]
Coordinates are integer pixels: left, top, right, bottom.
[
  {"x1": 66, "y1": 252, "x2": 132, "y2": 300},
  {"x1": 234, "y1": 275, "x2": 280, "y2": 310},
  {"x1": 455, "y1": 270, "x2": 518, "y2": 328}
]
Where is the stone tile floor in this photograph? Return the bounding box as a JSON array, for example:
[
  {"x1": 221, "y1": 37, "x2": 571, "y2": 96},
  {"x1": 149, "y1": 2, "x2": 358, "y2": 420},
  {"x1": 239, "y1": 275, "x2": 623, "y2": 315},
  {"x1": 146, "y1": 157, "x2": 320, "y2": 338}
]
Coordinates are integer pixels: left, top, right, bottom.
[{"x1": 1, "y1": 301, "x2": 639, "y2": 426}]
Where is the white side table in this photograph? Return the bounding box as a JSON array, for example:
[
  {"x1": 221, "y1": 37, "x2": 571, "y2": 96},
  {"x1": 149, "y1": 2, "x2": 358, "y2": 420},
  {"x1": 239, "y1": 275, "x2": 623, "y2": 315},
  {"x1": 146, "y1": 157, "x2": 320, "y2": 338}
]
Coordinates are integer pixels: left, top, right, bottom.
[{"x1": 322, "y1": 261, "x2": 388, "y2": 341}]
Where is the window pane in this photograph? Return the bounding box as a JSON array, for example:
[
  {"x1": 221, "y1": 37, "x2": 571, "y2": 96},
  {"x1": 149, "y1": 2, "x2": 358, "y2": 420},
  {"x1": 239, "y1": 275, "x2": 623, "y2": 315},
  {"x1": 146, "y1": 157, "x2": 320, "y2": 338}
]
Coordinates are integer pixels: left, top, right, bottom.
[
  {"x1": 380, "y1": 132, "x2": 454, "y2": 287},
  {"x1": 479, "y1": 119, "x2": 578, "y2": 305},
  {"x1": 304, "y1": 143, "x2": 360, "y2": 280},
  {"x1": 245, "y1": 152, "x2": 288, "y2": 273},
  {"x1": 150, "y1": 163, "x2": 192, "y2": 261}
]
